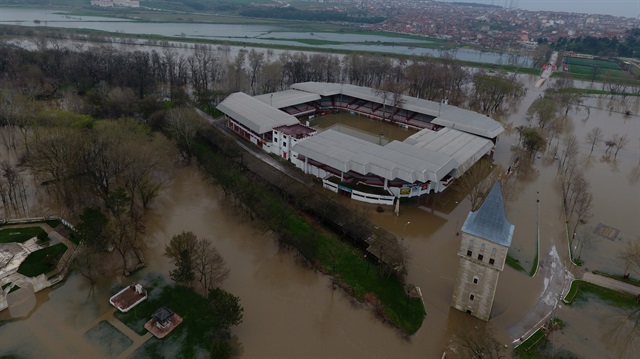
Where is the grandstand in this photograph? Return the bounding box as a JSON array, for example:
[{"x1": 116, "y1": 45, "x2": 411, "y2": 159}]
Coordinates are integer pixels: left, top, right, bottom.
[{"x1": 216, "y1": 83, "x2": 504, "y2": 205}]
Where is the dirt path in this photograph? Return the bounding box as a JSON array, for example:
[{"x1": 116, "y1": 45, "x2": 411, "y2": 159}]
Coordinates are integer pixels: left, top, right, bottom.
[{"x1": 582, "y1": 272, "x2": 640, "y2": 296}]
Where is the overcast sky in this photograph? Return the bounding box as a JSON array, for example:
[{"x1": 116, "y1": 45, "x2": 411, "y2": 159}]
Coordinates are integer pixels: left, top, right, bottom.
[{"x1": 440, "y1": 0, "x2": 640, "y2": 19}]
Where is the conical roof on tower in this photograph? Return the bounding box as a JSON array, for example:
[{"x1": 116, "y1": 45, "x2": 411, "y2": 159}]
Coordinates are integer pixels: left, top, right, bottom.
[{"x1": 461, "y1": 182, "x2": 514, "y2": 247}]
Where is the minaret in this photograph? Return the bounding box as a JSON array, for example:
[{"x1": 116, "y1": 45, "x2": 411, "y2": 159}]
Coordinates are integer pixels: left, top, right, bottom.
[{"x1": 451, "y1": 182, "x2": 514, "y2": 321}]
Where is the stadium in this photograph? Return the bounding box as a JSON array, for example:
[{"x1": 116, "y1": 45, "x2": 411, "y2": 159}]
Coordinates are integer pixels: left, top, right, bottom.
[{"x1": 217, "y1": 82, "x2": 504, "y2": 205}]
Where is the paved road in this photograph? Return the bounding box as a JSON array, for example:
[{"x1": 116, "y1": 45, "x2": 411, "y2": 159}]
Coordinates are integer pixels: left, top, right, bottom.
[{"x1": 508, "y1": 245, "x2": 573, "y2": 344}]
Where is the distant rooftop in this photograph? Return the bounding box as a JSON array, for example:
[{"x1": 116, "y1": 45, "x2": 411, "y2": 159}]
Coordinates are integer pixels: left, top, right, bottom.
[{"x1": 461, "y1": 182, "x2": 514, "y2": 247}]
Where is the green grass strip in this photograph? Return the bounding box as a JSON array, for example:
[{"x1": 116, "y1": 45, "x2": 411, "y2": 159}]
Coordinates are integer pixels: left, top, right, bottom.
[
  {"x1": 0, "y1": 227, "x2": 44, "y2": 244},
  {"x1": 17, "y1": 243, "x2": 67, "y2": 277},
  {"x1": 529, "y1": 248, "x2": 539, "y2": 277},
  {"x1": 562, "y1": 280, "x2": 639, "y2": 309},
  {"x1": 284, "y1": 214, "x2": 426, "y2": 334},
  {"x1": 506, "y1": 254, "x2": 526, "y2": 273},
  {"x1": 514, "y1": 327, "x2": 545, "y2": 352}
]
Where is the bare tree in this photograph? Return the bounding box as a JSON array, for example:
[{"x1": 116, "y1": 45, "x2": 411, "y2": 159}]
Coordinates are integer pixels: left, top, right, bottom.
[
  {"x1": 575, "y1": 225, "x2": 596, "y2": 261},
  {"x1": 165, "y1": 107, "x2": 207, "y2": 162},
  {"x1": 585, "y1": 127, "x2": 603, "y2": 156},
  {"x1": 618, "y1": 238, "x2": 640, "y2": 278},
  {"x1": 247, "y1": 49, "x2": 265, "y2": 95},
  {"x1": 559, "y1": 134, "x2": 578, "y2": 173},
  {"x1": 0, "y1": 161, "x2": 29, "y2": 217},
  {"x1": 571, "y1": 188, "x2": 593, "y2": 244},
  {"x1": 604, "y1": 136, "x2": 617, "y2": 155},
  {"x1": 193, "y1": 239, "x2": 230, "y2": 292},
  {"x1": 165, "y1": 231, "x2": 229, "y2": 291},
  {"x1": 613, "y1": 134, "x2": 629, "y2": 159},
  {"x1": 72, "y1": 245, "x2": 105, "y2": 286},
  {"x1": 454, "y1": 159, "x2": 503, "y2": 211},
  {"x1": 453, "y1": 324, "x2": 506, "y2": 359}
]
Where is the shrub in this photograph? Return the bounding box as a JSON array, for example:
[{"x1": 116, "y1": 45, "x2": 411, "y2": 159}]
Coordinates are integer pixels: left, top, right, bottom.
[{"x1": 37, "y1": 230, "x2": 50, "y2": 243}]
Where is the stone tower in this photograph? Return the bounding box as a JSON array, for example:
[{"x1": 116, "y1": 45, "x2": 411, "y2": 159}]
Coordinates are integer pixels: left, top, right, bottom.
[{"x1": 451, "y1": 182, "x2": 514, "y2": 321}]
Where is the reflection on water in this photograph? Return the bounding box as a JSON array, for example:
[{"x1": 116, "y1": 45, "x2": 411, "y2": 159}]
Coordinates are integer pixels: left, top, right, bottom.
[{"x1": 0, "y1": 7, "x2": 532, "y2": 66}]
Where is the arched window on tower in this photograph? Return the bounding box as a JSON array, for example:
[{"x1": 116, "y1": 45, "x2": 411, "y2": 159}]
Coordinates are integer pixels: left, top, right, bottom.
[
  {"x1": 477, "y1": 243, "x2": 485, "y2": 261},
  {"x1": 466, "y1": 239, "x2": 474, "y2": 257},
  {"x1": 489, "y1": 248, "x2": 497, "y2": 265}
]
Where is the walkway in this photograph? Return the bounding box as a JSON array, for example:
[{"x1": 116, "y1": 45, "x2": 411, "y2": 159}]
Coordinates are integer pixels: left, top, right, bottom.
[
  {"x1": 508, "y1": 245, "x2": 573, "y2": 344},
  {"x1": 508, "y1": 50, "x2": 571, "y2": 345},
  {"x1": 582, "y1": 272, "x2": 640, "y2": 296},
  {"x1": 81, "y1": 307, "x2": 153, "y2": 359}
]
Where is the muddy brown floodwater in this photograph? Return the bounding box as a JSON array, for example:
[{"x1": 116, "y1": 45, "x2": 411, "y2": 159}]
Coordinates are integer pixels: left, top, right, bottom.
[{"x1": 1, "y1": 75, "x2": 639, "y2": 359}]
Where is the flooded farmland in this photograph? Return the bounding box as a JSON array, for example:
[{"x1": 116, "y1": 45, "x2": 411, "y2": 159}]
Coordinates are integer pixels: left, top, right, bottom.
[{"x1": 1, "y1": 73, "x2": 639, "y2": 358}]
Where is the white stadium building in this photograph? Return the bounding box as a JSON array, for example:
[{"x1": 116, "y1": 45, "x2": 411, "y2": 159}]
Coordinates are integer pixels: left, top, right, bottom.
[{"x1": 217, "y1": 82, "x2": 504, "y2": 205}]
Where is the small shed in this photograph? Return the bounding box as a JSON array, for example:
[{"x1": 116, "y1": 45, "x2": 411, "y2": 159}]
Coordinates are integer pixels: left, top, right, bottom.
[{"x1": 152, "y1": 306, "x2": 175, "y2": 329}]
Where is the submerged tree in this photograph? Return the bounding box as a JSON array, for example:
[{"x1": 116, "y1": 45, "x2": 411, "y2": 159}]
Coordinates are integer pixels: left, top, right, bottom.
[
  {"x1": 165, "y1": 231, "x2": 229, "y2": 290},
  {"x1": 515, "y1": 126, "x2": 547, "y2": 160},
  {"x1": 453, "y1": 324, "x2": 506, "y2": 359},
  {"x1": 613, "y1": 134, "x2": 629, "y2": 159},
  {"x1": 585, "y1": 127, "x2": 604, "y2": 156},
  {"x1": 618, "y1": 237, "x2": 640, "y2": 278}
]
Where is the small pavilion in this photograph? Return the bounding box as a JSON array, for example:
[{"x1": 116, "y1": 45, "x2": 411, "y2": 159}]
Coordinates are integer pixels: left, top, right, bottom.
[{"x1": 145, "y1": 306, "x2": 183, "y2": 338}]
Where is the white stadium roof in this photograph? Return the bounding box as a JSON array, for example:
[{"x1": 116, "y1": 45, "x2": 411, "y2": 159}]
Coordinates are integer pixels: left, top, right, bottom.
[
  {"x1": 254, "y1": 89, "x2": 321, "y2": 109},
  {"x1": 216, "y1": 92, "x2": 299, "y2": 134},
  {"x1": 292, "y1": 129, "x2": 458, "y2": 184},
  {"x1": 291, "y1": 82, "x2": 343, "y2": 96},
  {"x1": 291, "y1": 82, "x2": 504, "y2": 139},
  {"x1": 405, "y1": 128, "x2": 494, "y2": 176}
]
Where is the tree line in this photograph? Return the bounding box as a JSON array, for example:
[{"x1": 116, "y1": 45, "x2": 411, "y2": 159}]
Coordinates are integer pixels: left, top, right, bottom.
[
  {"x1": 551, "y1": 29, "x2": 640, "y2": 58},
  {"x1": 0, "y1": 38, "x2": 525, "y2": 114}
]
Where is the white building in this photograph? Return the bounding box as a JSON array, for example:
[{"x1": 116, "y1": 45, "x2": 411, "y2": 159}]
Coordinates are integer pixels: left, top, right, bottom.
[
  {"x1": 216, "y1": 83, "x2": 505, "y2": 205},
  {"x1": 91, "y1": 0, "x2": 140, "y2": 8},
  {"x1": 216, "y1": 92, "x2": 317, "y2": 161}
]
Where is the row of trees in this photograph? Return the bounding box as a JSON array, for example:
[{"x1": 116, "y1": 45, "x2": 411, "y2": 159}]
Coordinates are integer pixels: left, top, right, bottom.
[
  {"x1": 0, "y1": 39, "x2": 525, "y2": 116},
  {"x1": 552, "y1": 30, "x2": 640, "y2": 58}
]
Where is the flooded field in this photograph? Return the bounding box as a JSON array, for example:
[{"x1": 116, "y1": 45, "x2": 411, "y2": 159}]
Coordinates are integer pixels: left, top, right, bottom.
[
  {"x1": 1, "y1": 75, "x2": 639, "y2": 358},
  {"x1": 554, "y1": 298, "x2": 639, "y2": 359},
  {"x1": 310, "y1": 111, "x2": 415, "y2": 143}
]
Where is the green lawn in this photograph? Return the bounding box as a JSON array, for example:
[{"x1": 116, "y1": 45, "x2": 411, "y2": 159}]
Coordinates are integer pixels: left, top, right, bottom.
[
  {"x1": 17, "y1": 243, "x2": 67, "y2": 277},
  {"x1": 115, "y1": 285, "x2": 231, "y2": 358},
  {"x1": 564, "y1": 57, "x2": 621, "y2": 70},
  {"x1": 0, "y1": 227, "x2": 44, "y2": 244},
  {"x1": 567, "y1": 64, "x2": 629, "y2": 79},
  {"x1": 563, "y1": 280, "x2": 639, "y2": 309}
]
